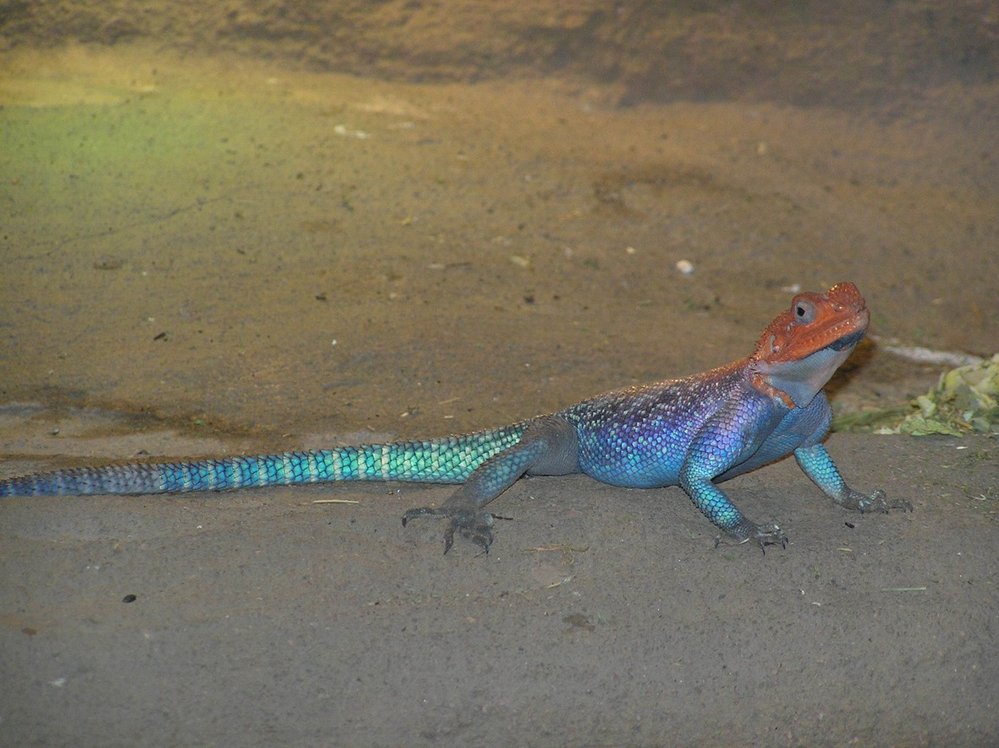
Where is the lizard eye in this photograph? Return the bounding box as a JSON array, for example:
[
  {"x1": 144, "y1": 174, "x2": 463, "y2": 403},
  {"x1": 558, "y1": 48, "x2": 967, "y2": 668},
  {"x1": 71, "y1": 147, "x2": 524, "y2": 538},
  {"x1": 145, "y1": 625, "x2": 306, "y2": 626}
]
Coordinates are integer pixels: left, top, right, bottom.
[{"x1": 793, "y1": 300, "x2": 816, "y2": 324}]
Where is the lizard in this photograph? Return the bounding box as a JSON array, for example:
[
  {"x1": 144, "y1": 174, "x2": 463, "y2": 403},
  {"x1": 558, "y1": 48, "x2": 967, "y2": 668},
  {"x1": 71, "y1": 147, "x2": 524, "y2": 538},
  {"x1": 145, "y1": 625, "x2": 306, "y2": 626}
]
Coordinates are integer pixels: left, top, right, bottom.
[{"x1": 0, "y1": 281, "x2": 910, "y2": 552}]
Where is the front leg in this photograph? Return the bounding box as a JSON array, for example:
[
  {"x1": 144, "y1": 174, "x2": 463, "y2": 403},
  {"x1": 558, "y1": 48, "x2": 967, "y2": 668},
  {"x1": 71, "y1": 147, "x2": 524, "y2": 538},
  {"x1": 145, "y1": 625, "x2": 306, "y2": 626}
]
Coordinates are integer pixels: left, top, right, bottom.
[
  {"x1": 794, "y1": 443, "x2": 912, "y2": 513},
  {"x1": 679, "y1": 404, "x2": 789, "y2": 550},
  {"x1": 402, "y1": 417, "x2": 579, "y2": 553},
  {"x1": 679, "y1": 472, "x2": 788, "y2": 549}
]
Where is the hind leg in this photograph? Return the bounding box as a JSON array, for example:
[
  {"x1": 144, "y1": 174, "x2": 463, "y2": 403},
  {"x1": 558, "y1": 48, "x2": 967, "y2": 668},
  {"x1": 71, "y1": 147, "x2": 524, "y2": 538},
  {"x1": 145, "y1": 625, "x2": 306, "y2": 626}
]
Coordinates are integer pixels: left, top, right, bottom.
[{"x1": 402, "y1": 416, "x2": 578, "y2": 553}]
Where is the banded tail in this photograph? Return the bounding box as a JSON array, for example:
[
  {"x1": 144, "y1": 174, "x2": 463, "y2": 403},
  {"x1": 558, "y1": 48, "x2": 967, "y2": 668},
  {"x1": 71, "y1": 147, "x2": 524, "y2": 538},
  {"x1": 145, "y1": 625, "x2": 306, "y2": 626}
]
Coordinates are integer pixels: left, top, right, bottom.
[{"x1": 0, "y1": 425, "x2": 528, "y2": 497}]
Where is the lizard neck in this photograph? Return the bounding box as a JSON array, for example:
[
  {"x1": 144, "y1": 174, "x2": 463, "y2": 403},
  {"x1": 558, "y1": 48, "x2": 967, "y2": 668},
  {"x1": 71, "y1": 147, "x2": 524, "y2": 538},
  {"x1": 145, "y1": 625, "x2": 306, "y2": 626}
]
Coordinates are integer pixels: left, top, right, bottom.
[{"x1": 751, "y1": 343, "x2": 857, "y2": 408}]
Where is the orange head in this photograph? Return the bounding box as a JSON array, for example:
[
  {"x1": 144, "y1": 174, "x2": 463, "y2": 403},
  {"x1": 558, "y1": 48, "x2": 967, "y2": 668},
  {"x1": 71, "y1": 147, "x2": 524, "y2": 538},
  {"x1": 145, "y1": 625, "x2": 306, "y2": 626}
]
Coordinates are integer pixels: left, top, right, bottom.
[
  {"x1": 750, "y1": 282, "x2": 870, "y2": 408},
  {"x1": 753, "y1": 282, "x2": 869, "y2": 364}
]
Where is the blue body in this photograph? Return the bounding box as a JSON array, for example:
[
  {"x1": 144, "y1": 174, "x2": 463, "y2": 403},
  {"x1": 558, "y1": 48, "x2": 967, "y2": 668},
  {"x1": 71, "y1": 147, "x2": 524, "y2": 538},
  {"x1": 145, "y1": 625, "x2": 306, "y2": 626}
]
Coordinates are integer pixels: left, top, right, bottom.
[{"x1": 559, "y1": 363, "x2": 845, "y2": 534}]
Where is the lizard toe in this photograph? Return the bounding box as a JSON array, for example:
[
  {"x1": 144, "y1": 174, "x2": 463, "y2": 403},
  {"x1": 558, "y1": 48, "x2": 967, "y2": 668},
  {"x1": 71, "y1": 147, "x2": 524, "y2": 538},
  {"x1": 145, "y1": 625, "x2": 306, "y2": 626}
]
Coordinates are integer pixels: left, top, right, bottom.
[
  {"x1": 402, "y1": 505, "x2": 497, "y2": 554},
  {"x1": 445, "y1": 509, "x2": 495, "y2": 554},
  {"x1": 849, "y1": 489, "x2": 912, "y2": 514},
  {"x1": 751, "y1": 522, "x2": 788, "y2": 552},
  {"x1": 715, "y1": 521, "x2": 787, "y2": 552},
  {"x1": 401, "y1": 505, "x2": 447, "y2": 527}
]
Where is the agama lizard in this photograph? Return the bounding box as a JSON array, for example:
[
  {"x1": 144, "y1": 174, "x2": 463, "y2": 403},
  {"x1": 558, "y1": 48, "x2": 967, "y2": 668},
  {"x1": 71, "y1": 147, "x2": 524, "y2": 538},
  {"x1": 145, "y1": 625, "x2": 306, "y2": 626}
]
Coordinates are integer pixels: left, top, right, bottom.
[{"x1": 0, "y1": 282, "x2": 910, "y2": 551}]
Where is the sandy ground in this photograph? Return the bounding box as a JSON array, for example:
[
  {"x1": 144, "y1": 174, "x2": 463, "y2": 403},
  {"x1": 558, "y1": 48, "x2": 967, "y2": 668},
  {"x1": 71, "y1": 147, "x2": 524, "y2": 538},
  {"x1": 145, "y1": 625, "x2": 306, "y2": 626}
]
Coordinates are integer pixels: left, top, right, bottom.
[{"x1": 0, "y1": 29, "x2": 997, "y2": 748}]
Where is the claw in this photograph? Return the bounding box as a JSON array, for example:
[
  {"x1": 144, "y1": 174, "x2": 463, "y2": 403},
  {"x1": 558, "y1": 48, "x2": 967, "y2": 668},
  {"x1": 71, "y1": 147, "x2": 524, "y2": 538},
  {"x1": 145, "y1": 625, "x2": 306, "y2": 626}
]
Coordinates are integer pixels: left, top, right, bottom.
[
  {"x1": 442, "y1": 522, "x2": 456, "y2": 555},
  {"x1": 853, "y1": 489, "x2": 913, "y2": 514},
  {"x1": 401, "y1": 505, "x2": 445, "y2": 527},
  {"x1": 754, "y1": 522, "x2": 788, "y2": 552},
  {"x1": 716, "y1": 521, "x2": 788, "y2": 552},
  {"x1": 402, "y1": 505, "x2": 497, "y2": 553},
  {"x1": 758, "y1": 531, "x2": 789, "y2": 554},
  {"x1": 889, "y1": 497, "x2": 914, "y2": 513}
]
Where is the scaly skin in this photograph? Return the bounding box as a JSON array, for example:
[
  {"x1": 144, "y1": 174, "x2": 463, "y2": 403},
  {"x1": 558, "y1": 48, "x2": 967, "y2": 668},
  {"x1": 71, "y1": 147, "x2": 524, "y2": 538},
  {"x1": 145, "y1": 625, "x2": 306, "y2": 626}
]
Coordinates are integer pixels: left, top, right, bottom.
[{"x1": 0, "y1": 282, "x2": 910, "y2": 552}]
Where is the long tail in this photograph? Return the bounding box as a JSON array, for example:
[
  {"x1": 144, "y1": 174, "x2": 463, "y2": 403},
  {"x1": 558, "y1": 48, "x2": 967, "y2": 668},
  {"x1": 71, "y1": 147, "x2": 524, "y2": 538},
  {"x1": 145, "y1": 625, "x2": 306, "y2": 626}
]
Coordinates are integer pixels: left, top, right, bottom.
[{"x1": 0, "y1": 425, "x2": 528, "y2": 497}]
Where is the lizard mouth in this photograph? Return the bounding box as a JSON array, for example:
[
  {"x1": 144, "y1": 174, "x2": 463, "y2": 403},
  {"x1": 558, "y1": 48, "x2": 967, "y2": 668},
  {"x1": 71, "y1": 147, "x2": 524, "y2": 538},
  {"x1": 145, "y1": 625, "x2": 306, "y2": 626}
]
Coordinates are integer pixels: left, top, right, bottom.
[{"x1": 827, "y1": 328, "x2": 866, "y2": 351}]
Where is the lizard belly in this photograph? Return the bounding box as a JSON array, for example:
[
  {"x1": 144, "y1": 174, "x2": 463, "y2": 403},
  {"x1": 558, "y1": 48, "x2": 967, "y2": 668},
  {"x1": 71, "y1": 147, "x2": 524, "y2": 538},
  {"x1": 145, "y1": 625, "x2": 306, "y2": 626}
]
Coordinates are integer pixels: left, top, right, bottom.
[
  {"x1": 570, "y1": 414, "x2": 700, "y2": 489},
  {"x1": 578, "y1": 457, "x2": 681, "y2": 489}
]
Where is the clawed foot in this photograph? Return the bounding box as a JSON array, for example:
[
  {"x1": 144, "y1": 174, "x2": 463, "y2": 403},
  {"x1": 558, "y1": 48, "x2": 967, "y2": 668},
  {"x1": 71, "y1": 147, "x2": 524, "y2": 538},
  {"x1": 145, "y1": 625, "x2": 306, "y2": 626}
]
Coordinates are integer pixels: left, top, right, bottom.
[
  {"x1": 845, "y1": 489, "x2": 913, "y2": 514},
  {"x1": 716, "y1": 521, "x2": 788, "y2": 553},
  {"x1": 402, "y1": 505, "x2": 501, "y2": 554}
]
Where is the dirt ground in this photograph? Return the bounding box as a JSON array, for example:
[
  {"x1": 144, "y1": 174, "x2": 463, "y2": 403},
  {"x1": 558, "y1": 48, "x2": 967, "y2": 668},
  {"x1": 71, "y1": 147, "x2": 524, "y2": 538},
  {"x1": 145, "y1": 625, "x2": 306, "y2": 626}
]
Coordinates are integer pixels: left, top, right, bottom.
[{"x1": 0, "y1": 3, "x2": 997, "y2": 745}]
